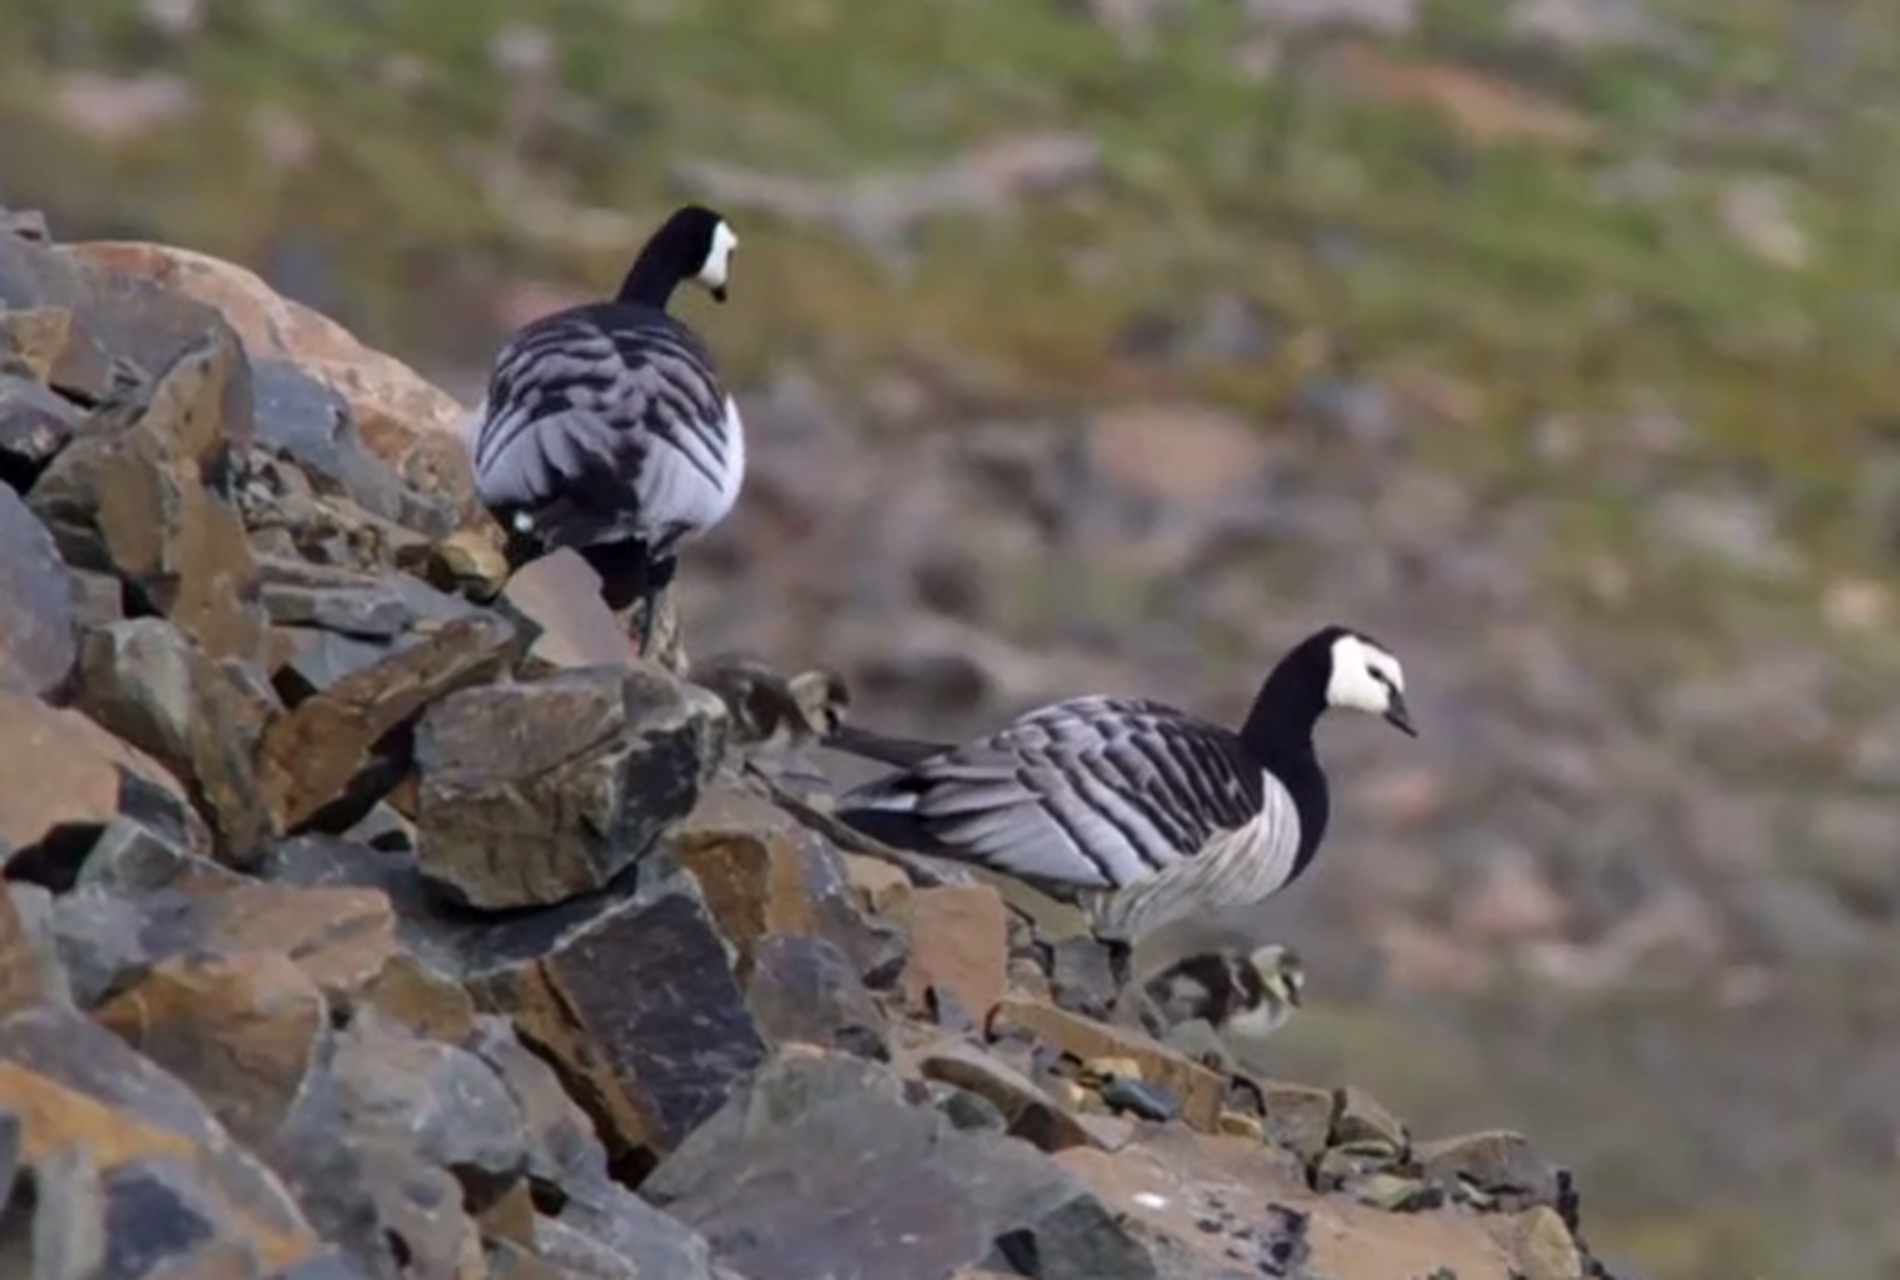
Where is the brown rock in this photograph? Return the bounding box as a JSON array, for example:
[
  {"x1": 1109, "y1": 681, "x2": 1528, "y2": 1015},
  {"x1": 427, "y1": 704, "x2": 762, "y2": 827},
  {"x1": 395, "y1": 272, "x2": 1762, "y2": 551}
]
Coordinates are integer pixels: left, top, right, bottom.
[
  {"x1": 0, "y1": 887, "x2": 52, "y2": 1020},
  {"x1": 0, "y1": 306, "x2": 72, "y2": 381},
  {"x1": 62, "y1": 241, "x2": 477, "y2": 514},
  {"x1": 260, "y1": 611, "x2": 520, "y2": 830},
  {"x1": 465, "y1": 885, "x2": 767, "y2": 1160},
  {"x1": 75, "y1": 618, "x2": 280, "y2": 865},
  {"x1": 668, "y1": 786, "x2": 899, "y2": 986},
  {"x1": 1494, "y1": 1204, "x2": 1584, "y2": 1280},
  {"x1": 414, "y1": 666, "x2": 721, "y2": 909},
  {"x1": 0, "y1": 688, "x2": 195, "y2": 859},
  {"x1": 0, "y1": 1006, "x2": 321, "y2": 1274},
  {"x1": 1058, "y1": 1125, "x2": 1517, "y2": 1280},
  {"x1": 1257, "y1": 1079, "x2": 1337, "y2": 1163},
  {"x1": 991, "y1": 996, "x2": 1225, "y2": 1134},
  {"x1": 29, "y1": 328, "x2": 270, "y2": 668},
  {"x1": 921, "y1": 1040, "x2": 1099, "y2": 1154},
  {"x1": 92, "y1": 950, "x2": 327, "y2": 1151},
  {"x1": 1333, "y1": 1084, "x2": 1409, "y2": 1155},
  {"x1": 0, "y1": 485, "x2": 76, "y2": 698},
  {"x1": 356, "y1": 952, "x2": 477, "y2": 1045},
  {"x1": 900, "y1": 883, "x2": 1009, "y2": 1025},
  {"x1": 52, "y1": 880, "x2": 396, "y2": 1008},
  {"x1": 1416, "y1": 1129, "x2": 1563, "y2": 1210}
]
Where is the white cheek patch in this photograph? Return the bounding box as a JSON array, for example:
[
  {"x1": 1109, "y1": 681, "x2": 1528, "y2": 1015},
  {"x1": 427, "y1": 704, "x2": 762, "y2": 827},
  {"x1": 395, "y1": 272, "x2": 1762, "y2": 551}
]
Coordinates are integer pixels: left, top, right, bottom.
[
  {"x1": 698, "y1": 221, "x2": 738, "y2": 290},
  {"x1": 1326, "y1": 634, "x2": 1397, "y2": 714}
]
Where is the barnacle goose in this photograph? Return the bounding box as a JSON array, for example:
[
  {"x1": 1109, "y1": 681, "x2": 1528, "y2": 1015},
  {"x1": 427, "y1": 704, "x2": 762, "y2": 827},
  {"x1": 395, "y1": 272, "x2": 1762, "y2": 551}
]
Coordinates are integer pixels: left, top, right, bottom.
[
  {"x1": 1133, "y1": 943, "x2": 1306, "y2": 1073},
  {"x1": 470, "y1": 204, "x2": 744, "y2": 654},
  {"x1": 828, "y1": 625, "x2": 1414, "y2": 987}
]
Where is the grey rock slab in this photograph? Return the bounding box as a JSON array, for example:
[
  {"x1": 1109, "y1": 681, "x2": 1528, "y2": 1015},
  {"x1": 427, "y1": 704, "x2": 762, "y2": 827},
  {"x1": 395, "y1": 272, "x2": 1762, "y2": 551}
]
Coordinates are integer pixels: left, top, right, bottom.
[
  {"x1": 645, "y1": 1051, "x2": 1156, "y2": 1280},
  {"x1": 0, "y1": 483, "x2": 76, "y2": 697}
]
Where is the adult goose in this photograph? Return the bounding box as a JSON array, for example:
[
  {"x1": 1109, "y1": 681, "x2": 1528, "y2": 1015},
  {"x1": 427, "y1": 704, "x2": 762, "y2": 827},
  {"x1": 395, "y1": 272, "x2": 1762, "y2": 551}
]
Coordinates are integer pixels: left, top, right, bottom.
[
  {"x1": 827, "y1": 625, "x2": 1415, "y2": 986},
  {"x1": 470, "y1": 204, "x2": 744, "y2": 653}
]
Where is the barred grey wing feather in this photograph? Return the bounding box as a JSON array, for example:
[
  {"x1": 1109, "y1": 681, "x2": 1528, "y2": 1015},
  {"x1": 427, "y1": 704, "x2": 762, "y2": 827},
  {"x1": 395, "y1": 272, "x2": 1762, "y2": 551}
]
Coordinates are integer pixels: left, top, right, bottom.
[{"x1": 868, "y1": 700, "x2": 1266, "y2": 893}]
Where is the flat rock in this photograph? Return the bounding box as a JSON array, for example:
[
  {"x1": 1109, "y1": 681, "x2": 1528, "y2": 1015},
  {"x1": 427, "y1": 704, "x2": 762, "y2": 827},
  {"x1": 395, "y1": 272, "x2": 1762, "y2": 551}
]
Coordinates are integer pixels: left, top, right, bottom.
[
  {"x1": 0, "y1": 688, "x2": 200, "y2": 875},
  {"x1": 92, "y1": 950, "x2": 328, "y2": 1153},
  {"x1": 52, "y1": 879, "x2": 396, "y2": 1009},
  {"x1": 1416, "y1": 1129, "x2": 1563, "y2": 1211},
  {"x1": 77, "y1": 810, "x2": 244, "y2": 896},
  {"x1": 75, "y1": 617, "x2": 280, "y2": 865},
  {"x1": 899, "y1": 883, "x2": 1010, "y2": 1024},
  {"x1": 260, "y1": 610, "x2": 520, "y2": 831},
  {"x1": 466, "y1": 883, "x2": 767, "y2": 1160},
  {"x1": 354, "y1": 952, "x2": 477, "y2": 1045},
  {"x1": 0, "y1": 483, "x2": 76, "y2": 698},
  {"x1": 990, "y1": 997, "x2": 1225, "y2": 1135},
  {"x1": 1255, "y1": 1079, "x2": 1337, "y2": 1163},
  {"x1": 0, "y1": 1006, "x2": 321, "y2": 1274},
  {"x1": 0, "y1": 307, "x2": 73, "y2": 384},
  {"x1": 1491, "y1": 1204, "x2": 1584, "y2": 1280},
  {"x1": 261, "y1": 581, "x2": 415, "y2": 638},
  {"x1": 646, "y1": 1049, "x2": 1156, "y2": 1280},
  {"x1": 1333, "y1": 1084, "x2": 1408, "y2": 1155},
  {"x1": 414, "y1": 665, "x2": 721, "y2": 910},
  {"x1": 920, "y1": 1040, "x2": 1100, "y2": 1155},
  {"x1": 1057, "y1": 1125, "x2": 1517, "y2": 1280},
  {"x1": 745, "y1": 933, "x2": 888, "y2": 1060}
]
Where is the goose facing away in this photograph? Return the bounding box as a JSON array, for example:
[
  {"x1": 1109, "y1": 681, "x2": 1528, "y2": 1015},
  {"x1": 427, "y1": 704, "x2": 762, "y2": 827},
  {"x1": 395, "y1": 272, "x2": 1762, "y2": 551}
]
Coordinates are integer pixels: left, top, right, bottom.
[
  {"x1": 470, "y1": 203, "x2": 744, "y2": 654},
  {"x1": 828, "y1": 625, "x2": 1415, "y2": 985}
]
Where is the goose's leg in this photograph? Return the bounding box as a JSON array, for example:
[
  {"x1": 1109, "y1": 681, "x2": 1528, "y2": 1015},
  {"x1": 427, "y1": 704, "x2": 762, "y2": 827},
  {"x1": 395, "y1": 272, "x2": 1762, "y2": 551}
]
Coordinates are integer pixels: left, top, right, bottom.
[{"x1": 1104, "y1": 938, "x2": 1134, "y2": 999}]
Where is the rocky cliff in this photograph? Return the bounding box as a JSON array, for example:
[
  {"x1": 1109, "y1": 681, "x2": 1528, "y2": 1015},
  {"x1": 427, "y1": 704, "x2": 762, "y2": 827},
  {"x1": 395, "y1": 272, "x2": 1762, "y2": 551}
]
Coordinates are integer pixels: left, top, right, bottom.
[{"x1": 2, "y1": 209, "x2": 1614, "y2": 1280}]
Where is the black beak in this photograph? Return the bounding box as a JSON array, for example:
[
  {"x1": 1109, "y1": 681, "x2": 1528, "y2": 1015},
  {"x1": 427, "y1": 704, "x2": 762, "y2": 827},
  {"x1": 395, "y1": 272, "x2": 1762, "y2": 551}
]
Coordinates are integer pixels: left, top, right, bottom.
[
  {"x1": 1383, "y1": 691, "x2": 1417, "y2": 738},
  {"x1": 1286, "y1": 982, "x2": 1303, "y2": 1008},
  {"x1": 710, "y1": 284, "x2": 728, "y2": 304}
]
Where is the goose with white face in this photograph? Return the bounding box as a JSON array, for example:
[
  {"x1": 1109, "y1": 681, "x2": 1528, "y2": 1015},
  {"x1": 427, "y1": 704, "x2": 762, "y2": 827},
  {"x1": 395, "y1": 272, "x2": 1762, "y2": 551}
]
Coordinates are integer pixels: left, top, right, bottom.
[
  {"x1": 697, "y1": 220, "x2": 738, "y2": 302},
  {"x1": 1325, "y1": 632, "x2": 1416, "y2": 736}
]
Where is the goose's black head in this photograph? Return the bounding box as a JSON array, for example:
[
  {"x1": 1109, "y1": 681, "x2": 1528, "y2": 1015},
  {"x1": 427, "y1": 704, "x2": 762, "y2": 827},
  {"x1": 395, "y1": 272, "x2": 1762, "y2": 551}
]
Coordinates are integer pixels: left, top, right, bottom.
[
  {"x1": 616, "y1": 204, "x2": 738, "y2": 309},
  {"x1": 1245, "y1": 624, "x2": 1417, "y2": 750}
]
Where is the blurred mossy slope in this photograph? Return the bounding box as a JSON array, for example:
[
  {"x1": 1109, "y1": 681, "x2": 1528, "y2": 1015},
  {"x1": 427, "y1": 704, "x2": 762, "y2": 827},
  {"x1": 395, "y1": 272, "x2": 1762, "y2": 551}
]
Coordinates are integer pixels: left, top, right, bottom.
[{"x1": 5, "y1": 3, "x2": 1900, "y2": 1277}]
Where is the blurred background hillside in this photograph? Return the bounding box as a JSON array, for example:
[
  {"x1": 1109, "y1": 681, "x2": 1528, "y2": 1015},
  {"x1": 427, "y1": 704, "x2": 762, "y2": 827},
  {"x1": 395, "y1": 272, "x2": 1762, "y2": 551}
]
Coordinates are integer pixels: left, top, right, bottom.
[{"x1": 5, "y1": 1, "x2": 1900, "y2": 1276}]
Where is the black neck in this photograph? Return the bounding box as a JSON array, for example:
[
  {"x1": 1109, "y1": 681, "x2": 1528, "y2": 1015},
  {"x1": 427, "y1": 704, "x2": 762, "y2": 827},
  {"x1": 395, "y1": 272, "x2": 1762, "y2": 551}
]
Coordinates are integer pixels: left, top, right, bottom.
[
  {"x1": 1237, "y1": 642, "x2": 1331, "y2": 878},
  {"x1": 1237, "y1": 654, "x2": 1327, "y2": 768},
  {"x1": 616, "y1": 242, "x2": 684, "y2": 309}
]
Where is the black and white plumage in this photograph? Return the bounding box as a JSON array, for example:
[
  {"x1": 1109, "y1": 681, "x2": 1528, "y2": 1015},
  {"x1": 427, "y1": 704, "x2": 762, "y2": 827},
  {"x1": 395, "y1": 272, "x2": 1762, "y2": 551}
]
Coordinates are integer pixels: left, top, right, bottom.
[
  {"x1": 470, "y1": 204, "x2": 744, "y2": 653},
  {"x1": 827, "y1": 625, "x2": 1415, "y2": 984},
  {"x1": 1135, "y1": 943, "x2": 1306, "y2": 1072},
  {"x1": 693, "y1": 652, "x2": 852, "y2": 759}
]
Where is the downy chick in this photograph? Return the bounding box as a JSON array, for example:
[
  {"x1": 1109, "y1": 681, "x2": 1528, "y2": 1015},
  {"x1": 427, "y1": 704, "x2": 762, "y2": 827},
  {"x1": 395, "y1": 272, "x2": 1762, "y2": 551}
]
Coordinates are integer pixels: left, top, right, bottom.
[{"x1": 1135, "y1": 943, "x2": 1306, "y2": 1074}]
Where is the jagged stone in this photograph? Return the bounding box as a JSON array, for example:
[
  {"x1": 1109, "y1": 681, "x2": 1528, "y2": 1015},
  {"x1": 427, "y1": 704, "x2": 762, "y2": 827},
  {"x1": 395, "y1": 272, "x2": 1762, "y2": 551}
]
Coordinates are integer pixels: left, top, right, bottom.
[
  {"x1": 27, "y1": 328, "x2": 269, "y2": 667},
  {"x1": 1416, "y1": 1130, "x2": 1563, "y2": 1212},
  {"x1": 92, "y1": 950, "x2": 328, "y2": 1153},
  {"x1": 0, "y1": 1007, "x2": 322, "y2": 1274},
  {"x1": 1332, "y1": 1085, "x2": 1408, "y2": 1156},
  {"x1": 464, "y1": 1017, "x2": 717, "y2": 1280},
  {"x1": 464, "y1": 883, "x2": 768, "y2": 1160},
  {"x1": 74, "y1": 617, "x2": 280, "y2": 865},
  {"x1": 259, "y1": 611, "x2": 520, "y2": 831},
  {"x1": 1257, "y1": 1080, "x2": 1336, "y2": 1163},
  {"x1": 646, "y1": 1050, "x2": 1156, "y2": 1280},
  {"x1": 0, "y1": 887, "x2": 53, "y2": 1021},
  {"x1": 0, "y1": 484, "x2": 75, "y2": 698},
  {"x1": 745, "y1": 932, "x2": 889, "y2": 1060},
  {"x1": 52, "y1": 880, "x2": 395, "y2": 1009},
  {"x1": 413, "y1": 666, "x2": 722, "y2": 909},
  {"x1": 0, "y1": 689, "x2": 204, "y2": 883},
  {"x1": 0, "y1": 371, "x2": 83, "y2": 486},
  {"x1": 667, "y1": 785, "x2": 904, "y2": 986}
]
